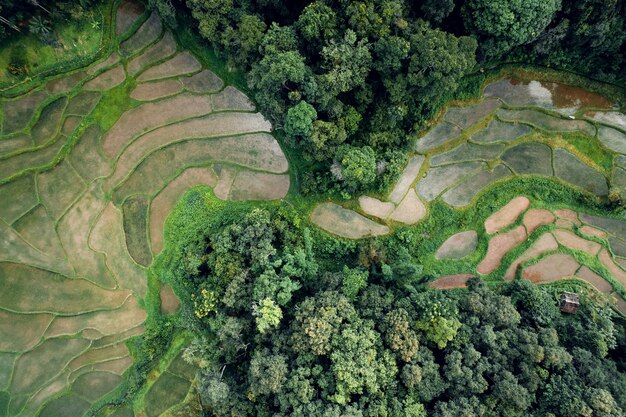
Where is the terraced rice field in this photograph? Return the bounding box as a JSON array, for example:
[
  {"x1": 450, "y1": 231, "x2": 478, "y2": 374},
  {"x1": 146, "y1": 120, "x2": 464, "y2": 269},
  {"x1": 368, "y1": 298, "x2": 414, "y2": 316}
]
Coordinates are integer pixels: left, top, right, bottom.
[
  {"x1": 0, "y1": 1, "x2": 289, "y2": 415},
  {"x1": 310, "y1": 77, "x2": 626, "y2": 314}
]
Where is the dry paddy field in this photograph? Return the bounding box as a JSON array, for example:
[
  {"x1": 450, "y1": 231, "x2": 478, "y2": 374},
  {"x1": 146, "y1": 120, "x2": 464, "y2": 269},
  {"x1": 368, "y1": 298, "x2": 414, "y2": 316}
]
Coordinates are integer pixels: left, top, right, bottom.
[{"x1": 0, "y1": 1, "x2": 289, "y2": 415}]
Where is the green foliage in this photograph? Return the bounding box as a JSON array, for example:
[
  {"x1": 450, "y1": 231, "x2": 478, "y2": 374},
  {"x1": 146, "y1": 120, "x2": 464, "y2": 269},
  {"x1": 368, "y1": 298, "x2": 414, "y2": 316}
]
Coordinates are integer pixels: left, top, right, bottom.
[
  {"x1": 284, "y1": 101, "x2": 317, "y2": 140},
  {"x1": 463, "y1": 0, "x2": 562, "y2": 58},
  {"x1": 333, "y1": 144, "x2": 378, "y2": 190},
  {"x1": 341, "y1": 266, "x2": 368, "y2": 300},
  {"x1": 252, "y1": 298, "x2": 283, "y2": 334}
]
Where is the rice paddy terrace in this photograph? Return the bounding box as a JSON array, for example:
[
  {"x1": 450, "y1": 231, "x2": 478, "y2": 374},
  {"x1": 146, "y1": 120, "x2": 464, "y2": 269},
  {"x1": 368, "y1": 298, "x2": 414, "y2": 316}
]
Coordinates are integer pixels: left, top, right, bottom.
[
  {"x1": 310, "y1": 78, "x2": 626, "y2": 315},
  {"x1": 2, "y1": 1, "x2": 626, "y2": 415},
  {"x1": 0, "y1": 1, "x2": 288, "y2": 415}
]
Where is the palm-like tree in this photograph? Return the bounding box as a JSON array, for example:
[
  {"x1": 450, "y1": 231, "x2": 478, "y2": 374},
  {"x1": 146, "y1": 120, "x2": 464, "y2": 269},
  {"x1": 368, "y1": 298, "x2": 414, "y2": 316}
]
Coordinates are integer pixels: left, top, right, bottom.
[{"x1": 29, "y1": 15, "x2": 50, "y2": 36}]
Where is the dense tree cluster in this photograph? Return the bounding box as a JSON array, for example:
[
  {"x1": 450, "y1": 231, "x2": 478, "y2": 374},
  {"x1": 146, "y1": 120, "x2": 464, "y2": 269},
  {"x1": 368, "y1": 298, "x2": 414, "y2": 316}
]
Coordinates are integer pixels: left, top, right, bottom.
[
  {"x1": 163, "y1": 206, "x2": 626, "y2": 417},
  {"x1": 184, "y1": 0, "x2": 626, "y2": 196}
]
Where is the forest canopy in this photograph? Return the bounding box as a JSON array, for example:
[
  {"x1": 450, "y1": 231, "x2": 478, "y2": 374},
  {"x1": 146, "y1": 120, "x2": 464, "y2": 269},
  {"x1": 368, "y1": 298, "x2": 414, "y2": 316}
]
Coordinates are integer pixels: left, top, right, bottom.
[{"x1": 158, "y1": 203, "x2": 626, "y2": 417}]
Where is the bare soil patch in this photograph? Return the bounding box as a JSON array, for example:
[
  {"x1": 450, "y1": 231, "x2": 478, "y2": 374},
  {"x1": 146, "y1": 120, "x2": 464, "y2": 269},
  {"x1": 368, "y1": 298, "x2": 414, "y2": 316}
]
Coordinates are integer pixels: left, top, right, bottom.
[
  {"x1": 0, "y1": 174, "x2": 38, "y2": 224},
  {"x1": 84, "y1": 64, "x2": 126, "y2": 91},
  {"x1": 37, "y1": 160, "x2": 85, "y2": 220},
  {"x1": 160, "y1": 284, "x2": 180, "y2": 315},
  {"x1": 389, "y1": 189, "x2": 427, "y2": 224},
  {"x1": 435, "y1": 231, "x2": 478, "y2": 260},
  {"x1": 66, "y1": 91, "x2": 101, "y2": 115},
  {"x1": 88, "y1": 53, "x2": 121, "y2": 76},
  {"x1": 229, "y1": 170, "x2": 290, "y2": 201},
  {"x1": 484, "y1": 196, "x2": 530, "y2": 234},
  {"x1": 137, "y1": 52, "x2": 201, "y2": 82},
  {"x1": 310, "y1": 203, "x2": 389, "y2": 239},
  {"x1": 120, "y1": 12, "x2": 162, "y2": 56},
  {"x1": 576, "y1": 266, "x2": 612, "y2": 293},
  {"x1": 46, "y1": 71, "x2": 86, "y2": 94},
  {"x1": 388, "y1": 155, "x2": 425, "y2": 203},
  {"x1": 522, "y1": 208, "x2": 555, "y2": 234},
  {"x1": 70, "y1": 125, "x2": 112, "y2": 182},
  {"x1": 521, "y1": 253, "x2": 580, "y2": 283},
  {"x1": 359, "y1": 196, "x2": 395, "y2": 219},
  {"x1": 428, "y1": 273, "x2": 474, "y2": 289},
  {"x1": 116, "y1": 0, "x2": 144, "y2": 36},
  {"x1": 2, "y1": 90, "x2": 47, "y2": 135},
  {"x1": 12, "y1": 204, "x2": 66, "y2": 259},
  {"x1": 504, "y1": 233, "x2": 559, "y2": 280},
  {"x1": 127, "y1": 32, "x2": 177, "y2": 76},
  {"x1": 212, "y1": 86, "x2": 255, "y2": 111},
  {"x1": 101, "y1": 93, "x2": 213, "y2": 158},
  {"x1": 181, "y1": 69, "x2": 224, "y2": 93},
  {"x1": 90, "y1": 203, "x2": 147, "y2": 296},
  {"x1": 130, "y1": 79, "x2": 183, "y2": 101},
  {"x1": 477, "y1": 225, "x2": 527, "y2": 274},
  {"x1": 553, "y1": 229, "x2": 601, "y2": 255},
  {"x1": 0, "y1": 310, "x2": 52, "y2": 352}
]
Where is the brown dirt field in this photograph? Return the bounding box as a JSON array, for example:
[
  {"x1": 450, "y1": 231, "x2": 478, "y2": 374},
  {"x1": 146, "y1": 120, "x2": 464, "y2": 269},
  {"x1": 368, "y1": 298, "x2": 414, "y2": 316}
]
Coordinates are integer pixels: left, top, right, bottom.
[
  {"x1": 555, "y1": 208, "x2": 581, "y2": 225},
  {"x1": 70, "y1": 125, "x2": 112, "y2": 183},
  {"x1": 0, "y1": 310, "x2": 52, "y2": 351},
  {"x1": 101, "y1": 93, "x2": 213, "y2": 158},
  {"x1": 116, "y1": 0, "x2": 144, "y2": 36},
  {"x1": 521, "y1": 253, "x2": 580, "y2": 283},
  {"x1": 477, "y1": 225, "x2": 527, "y2": 274},
  {"x1": 12, "y1": 204, "x2": 67, "y2": 259},
  {"x1": 504, "y1": 233, "x2": 559, "y2": 280},
  {"x1": 555, "y1": 219, "x2": 575, "y2": 229},
  {"x1": 37, "y1": 160, "x2": 86, "y2": 220},
  {"x1": 84, "y1": 65, "x2": 126, "y2": 91},
  {"x1": 104, "y1": 114, "x2": 273, "y2": 191},
  {"x1": 211, "y1": 86, "x2": 255, "y2": 111},
  {"x1": 359, "y1": 196, "x2": 395, "y2": 219},
  {"x1": 56, "y1": 185, "x2": 115, "y2": 287},
  {"x1": 598, "y1": 249, "x2": 626, "y2": 287},
  {"x1": 389, "y1": 189, "x2": 427, "y2": 225},
  {"x1": 72, "y1": 371, "x2": 122, "y2": 402},
  {"x1": 310, "y1": 203, "x2": 389, "y2": 239},
  {"x1": 0, "y1": 263, "x2": 130, "y2": 314},
  {"x1": 229, "y1": 170, "x2": 290, "y2": 201},
  {"x1": 10, "y1": 337, "x2": 89, "y2": 395},
  {"x1": 46, "y1": 71, "x2": 86, "y2": 94},
  {"x1": 553, "y1": 229, "x2": 601, "y2": 256},
  {"x1": 17, "y1": 376, "x2": 68, "y2": 417},
  {"x1": 137, "y1": 52, "x2": 201, "y2": 82},
  {"x1": 31, "y1": 97, "x2": 67, "y2": 146},
  {"x1": 0, "y1": 134, "x2": 32, "y2": 157},
  {"x1": 579, "y1": 225, "x2": 608, "y2": 239},
  {"x1": 127, "y1": 32, "x2": 177, "y2": 76},
  {"x1": 87, "y1": 53, "x2": 121, "y2": 76},
  {"x1": 522, "y1": 208, "x2": 555, "y2": 234},
  {"x1": 181, "y1": 69, "x2": 223, "y2": 93},
  {"x1": 2, "y1": 90, "x2": 47, "y2": 134},
  {"x1": 65, "y1": 91, "x2": 101, "y2": 116},
  {"x1": 484, "y1": 196, "x2": 530, "y2": 234},
  {"x1": 160, "y1": 284, "x2": 180, "y2": 315},
  {"x1": 213, "y1": 164, "x2": 238, "y2": 200},
  {"x1": 92, "y1": 325, "x2": 144, "y2": 349},
  {"x1": 575, "y1": 266, "x2": 613, "y2": 293},
  {"x1": 120, "y1": 12, "x2": 162, "y2": 57},
  {"x1": 388, "y1": 155, "x2": 425, "y2": 204},
  {"x1": 130, "y1": 79, "x2": 183, "y2": 101},
  {"x1": 0, "y1": 174, "x2": 38, "y2": 224},
  {"x1": 149, "y1": 167, "x2": 217, "y2": 253},
  {"x1": 90, "y1": 356, "x2": 133, "y2": 376},
  {"x1": 0, "y1": 138, "x2": 64, "y2": 182},
  {"x1": 46, "y1": 297, "x2": 146, "y2": 338},
  {"x1": 435, "y1": 230, "x2": 478, "y2": 260},
  {"x1": 113, "y1": 133, "x2": 287, "y2": 203},
  {"x1": 428, "y1": 273, "x2": 475, "y2": 289},
  {"x1": 61, "y1": 116, "x2": 81, "y2": 136},
  {"x1": 68, "y1": 343, "x2": 130, "y2": 373},
  {"x1": 90, "y1": 203, "x2": 147, "y2": 296},
  {"x1": 0, "y1": 220, "x2": 72, "y2": 276}
]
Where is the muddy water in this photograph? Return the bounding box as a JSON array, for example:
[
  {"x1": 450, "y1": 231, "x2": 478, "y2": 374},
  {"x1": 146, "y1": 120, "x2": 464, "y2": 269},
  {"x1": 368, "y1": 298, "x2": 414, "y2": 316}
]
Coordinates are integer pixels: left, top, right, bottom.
[{"x1": 486, "y1": 78, "x2": 613, "y2": 114}]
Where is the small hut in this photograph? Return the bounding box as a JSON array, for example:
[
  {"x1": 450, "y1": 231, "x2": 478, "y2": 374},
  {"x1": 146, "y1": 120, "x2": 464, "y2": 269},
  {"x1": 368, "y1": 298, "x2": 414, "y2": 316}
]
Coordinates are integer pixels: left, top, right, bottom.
[{"x1": 560, "y1": 292, "x2": 580, "y2": 314}]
